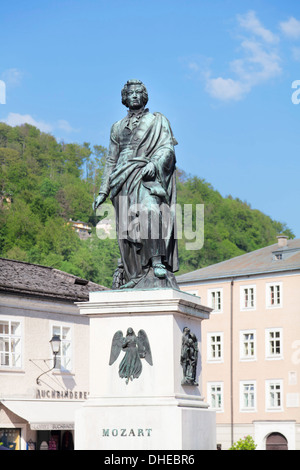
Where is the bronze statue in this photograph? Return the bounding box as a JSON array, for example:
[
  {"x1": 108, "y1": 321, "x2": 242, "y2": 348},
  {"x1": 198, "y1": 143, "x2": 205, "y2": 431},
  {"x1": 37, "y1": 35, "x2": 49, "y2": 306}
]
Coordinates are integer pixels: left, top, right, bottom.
[
  {"x1": 109, "y1": 328, "x2": 153, "y2": 384},
  {"x1": 94, "y1": 79, "x2": 179, "y2": 289},
  {"x1": 180, "y1": 327, "x2": 199, "y2": 385}
]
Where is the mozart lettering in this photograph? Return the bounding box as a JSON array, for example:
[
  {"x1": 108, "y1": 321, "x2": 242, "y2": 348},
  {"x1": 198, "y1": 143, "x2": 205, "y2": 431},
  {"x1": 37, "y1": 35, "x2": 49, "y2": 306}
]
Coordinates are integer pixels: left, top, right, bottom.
[{"x1": 102, "y1": 428, "x2": 152, "y2": 437}]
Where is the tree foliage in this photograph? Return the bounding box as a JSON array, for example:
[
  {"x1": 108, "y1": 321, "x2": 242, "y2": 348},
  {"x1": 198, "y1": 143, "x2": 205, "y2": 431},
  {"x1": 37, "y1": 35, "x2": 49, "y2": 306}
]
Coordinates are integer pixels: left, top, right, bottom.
[
  {"x1": 229, "y1": 435, "x2": 257, "y2": 450},
  {"x1": 0, "y1": 123, "x2": 294, "y2": 287}
]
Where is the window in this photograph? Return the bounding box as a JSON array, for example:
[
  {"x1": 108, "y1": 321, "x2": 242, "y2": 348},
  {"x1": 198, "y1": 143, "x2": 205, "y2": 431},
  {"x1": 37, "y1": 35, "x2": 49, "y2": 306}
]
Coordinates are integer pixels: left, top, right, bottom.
[
  {"x1": 207, "y1": 382, "x2": 223, "y2": 411},
  {"x1": 266, "y1": 282, "x2": 282, "y2": 308},
  {"x1": 266, "y1": 380, "x2": 283, "y2": 411},
  {"x1": 240, "y1": 330, "x2": 256, "y2": 360},
  {"x1": 265, "y1": 328, "x2": 283, "y2": 359},
  {"x1": 0, "y1": 320, "x2": 22, "y2": 368},
  {"x1": 240, "y1": 381, "x2": 256, "y2": 411},
  {"x1": 208, "y1": 289, "x2": 223, "y2": 313},
  {"x1": 207, "y1": 333, "x2": 223, "y2": 362},
  {"x1": 240, "y1": 285, "x2": 256, "y2": 310},
  {"x1": 51, "y1": 325, "x2": 72, "y2": 371},
  {"x1": 0, "y1": 428, "x2": 21, "y2": 450}
]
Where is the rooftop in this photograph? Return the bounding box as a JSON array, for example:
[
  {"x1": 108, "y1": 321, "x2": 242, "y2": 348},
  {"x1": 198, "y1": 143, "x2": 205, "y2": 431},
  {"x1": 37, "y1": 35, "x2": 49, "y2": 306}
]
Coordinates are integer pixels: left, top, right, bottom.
[
  {"x1": 176, "y1": 237, "x2": 300, "y2": 284},
  {"x1": 0, "y1": 257, "x2": 107, "y2": 301}
]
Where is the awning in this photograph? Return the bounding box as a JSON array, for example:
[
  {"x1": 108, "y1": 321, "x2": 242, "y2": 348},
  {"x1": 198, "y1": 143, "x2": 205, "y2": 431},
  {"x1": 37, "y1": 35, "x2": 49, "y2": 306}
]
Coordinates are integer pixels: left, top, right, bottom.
[{"x1": 1, "y1": 399, "x2": 84, "y2": 430}]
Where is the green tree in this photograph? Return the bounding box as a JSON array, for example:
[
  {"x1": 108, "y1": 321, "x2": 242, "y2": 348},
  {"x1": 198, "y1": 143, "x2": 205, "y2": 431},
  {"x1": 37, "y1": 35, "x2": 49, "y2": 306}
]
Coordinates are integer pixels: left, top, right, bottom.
[{"x1": 229, "y1": 435, "x2": 257, "y2": 450}]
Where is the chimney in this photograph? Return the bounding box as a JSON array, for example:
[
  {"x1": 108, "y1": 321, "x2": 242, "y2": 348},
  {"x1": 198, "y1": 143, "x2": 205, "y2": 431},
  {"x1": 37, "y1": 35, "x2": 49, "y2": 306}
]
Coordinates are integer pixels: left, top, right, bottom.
[{"x1": 277, "y1": 235, "x2": 288, "y2": 248}]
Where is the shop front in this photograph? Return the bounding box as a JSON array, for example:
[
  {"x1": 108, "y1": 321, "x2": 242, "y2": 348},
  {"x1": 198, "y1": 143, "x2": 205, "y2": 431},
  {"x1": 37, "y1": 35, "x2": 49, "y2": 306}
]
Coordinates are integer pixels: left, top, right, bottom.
[{"x1": 0, "y1": 392, "x2": 87, "y2": 450}]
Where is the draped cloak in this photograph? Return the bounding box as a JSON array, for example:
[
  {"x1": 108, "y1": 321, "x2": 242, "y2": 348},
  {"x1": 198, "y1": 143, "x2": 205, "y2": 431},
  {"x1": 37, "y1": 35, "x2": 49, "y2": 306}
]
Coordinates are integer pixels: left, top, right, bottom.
[{"x1": 99, "y1": 109, "x2": 179, "y2": 285}]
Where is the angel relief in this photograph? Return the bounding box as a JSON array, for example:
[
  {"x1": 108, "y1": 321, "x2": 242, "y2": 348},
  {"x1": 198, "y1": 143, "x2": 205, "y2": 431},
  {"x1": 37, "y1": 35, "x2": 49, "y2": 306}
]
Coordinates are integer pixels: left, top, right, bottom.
[{"x1": 109, "y1": 328, "x2": 153, "y2": 384}]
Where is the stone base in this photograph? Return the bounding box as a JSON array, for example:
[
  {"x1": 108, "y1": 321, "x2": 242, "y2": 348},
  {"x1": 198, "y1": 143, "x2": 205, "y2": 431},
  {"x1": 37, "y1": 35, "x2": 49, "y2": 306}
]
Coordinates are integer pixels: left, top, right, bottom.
[
  {"x1": 74, "y1": 288, "x2": 216, "y2": 450},
  {"x1": 75, "y1": 398, "x2": 215, "y2": 450}
]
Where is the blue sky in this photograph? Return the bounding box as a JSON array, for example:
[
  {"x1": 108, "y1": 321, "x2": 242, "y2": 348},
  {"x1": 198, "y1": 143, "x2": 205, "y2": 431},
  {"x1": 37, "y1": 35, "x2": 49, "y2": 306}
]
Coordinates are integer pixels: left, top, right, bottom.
[{"x1": 1, "y1": 0, "x2": 300, "y2": 238}]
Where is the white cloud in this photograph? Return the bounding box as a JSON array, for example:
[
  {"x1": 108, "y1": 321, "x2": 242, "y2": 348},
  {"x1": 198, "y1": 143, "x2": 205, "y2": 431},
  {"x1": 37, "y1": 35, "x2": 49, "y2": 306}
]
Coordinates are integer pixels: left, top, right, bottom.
[
  {"x1": 237, "y1": 10, "x2": 279, "y2": 44},
  {"x1": 204, "y1": 11, "x2": 281, "y2": 102},
  {"x1": 280, "y1": 17, "x2": 300, "y2": 39},
  {"x1": 231, "y1": 40, "x2": 281, "y2": 85},
  {"x1": 1, "y1": 112, "x2": 78, "y2": 135},
  {"x1": 2, "y1": 112, "x2": 53, "y2": 133},
  {"x1": 205, "y1": 77, "x2": 249, "y2": 101}
]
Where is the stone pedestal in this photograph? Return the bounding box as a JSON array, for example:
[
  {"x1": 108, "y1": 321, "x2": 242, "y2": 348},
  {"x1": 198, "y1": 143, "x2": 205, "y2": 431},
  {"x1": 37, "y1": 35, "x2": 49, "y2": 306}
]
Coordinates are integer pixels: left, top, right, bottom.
[{"x1": 74, "y1": 288, "x2": 216, "y2": 450}]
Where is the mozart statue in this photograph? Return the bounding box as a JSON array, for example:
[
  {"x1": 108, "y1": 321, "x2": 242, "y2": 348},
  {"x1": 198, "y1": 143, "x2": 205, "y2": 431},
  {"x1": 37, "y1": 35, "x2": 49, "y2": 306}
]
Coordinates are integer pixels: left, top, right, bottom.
[{"x1": 93, "y1": 79, "x2": 179, "y2": 289}]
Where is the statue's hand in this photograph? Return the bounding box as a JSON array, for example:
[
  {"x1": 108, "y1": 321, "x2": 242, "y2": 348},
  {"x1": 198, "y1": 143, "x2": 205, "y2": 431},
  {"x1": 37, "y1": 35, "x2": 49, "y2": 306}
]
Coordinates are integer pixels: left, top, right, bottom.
[
  {"x1": 141, "y1": 162, "x2": 156, "y2": 180},
  {"x1": 93, "y1": 193, "x2": 107, "y2": 211}
]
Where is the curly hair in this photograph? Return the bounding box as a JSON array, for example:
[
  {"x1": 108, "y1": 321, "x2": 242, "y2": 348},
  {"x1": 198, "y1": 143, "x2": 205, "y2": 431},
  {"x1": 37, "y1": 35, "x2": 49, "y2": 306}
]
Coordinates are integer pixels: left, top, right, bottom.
[{"x1": 121, "y1": 79, "x2": 148, "y2": 107}]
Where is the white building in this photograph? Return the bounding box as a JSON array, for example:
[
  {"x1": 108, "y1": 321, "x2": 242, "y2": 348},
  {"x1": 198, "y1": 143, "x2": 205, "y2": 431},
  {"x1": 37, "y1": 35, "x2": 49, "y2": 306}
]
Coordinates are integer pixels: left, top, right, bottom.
[
  {"x1": 0, "y1": 258, "x2": 105, "y2": 450},
  {"x1": 177, "y1": 236, "x2": 300, "y2": 450}
]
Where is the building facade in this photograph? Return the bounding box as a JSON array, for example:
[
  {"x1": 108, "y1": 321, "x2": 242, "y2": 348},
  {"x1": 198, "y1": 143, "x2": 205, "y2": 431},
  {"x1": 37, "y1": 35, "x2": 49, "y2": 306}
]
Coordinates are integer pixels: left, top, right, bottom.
[
  {"x1": 0, "y1": 258, "x2": 105, "y2": 450},
  {"x1": 68, "y1": 219, "x2": 92, "y2": 240},
  {"x1": 177, "y1": 236, "x2": 300, "y2": 450}
]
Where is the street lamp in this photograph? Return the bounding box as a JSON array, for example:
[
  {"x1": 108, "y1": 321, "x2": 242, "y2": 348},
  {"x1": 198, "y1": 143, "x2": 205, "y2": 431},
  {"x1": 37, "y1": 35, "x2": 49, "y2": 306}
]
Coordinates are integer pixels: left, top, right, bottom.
[{"x1": 36, "y1": 335, "x2": 61, "y2": 385}]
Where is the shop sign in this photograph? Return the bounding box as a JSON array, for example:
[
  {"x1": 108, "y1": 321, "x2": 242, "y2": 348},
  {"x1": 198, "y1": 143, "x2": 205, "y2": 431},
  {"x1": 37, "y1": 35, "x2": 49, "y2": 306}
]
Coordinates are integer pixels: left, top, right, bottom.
[
  {"x1": 30, "y1": 423, "x2": 74, "y2": 431},
  {"x1": 36, "y1": 389, "x2": 88, "y2": 400}
]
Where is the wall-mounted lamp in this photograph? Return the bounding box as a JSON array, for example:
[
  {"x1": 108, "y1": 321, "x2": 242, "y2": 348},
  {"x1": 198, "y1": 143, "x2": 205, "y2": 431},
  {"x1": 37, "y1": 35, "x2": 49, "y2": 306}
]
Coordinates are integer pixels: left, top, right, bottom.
[{"x1": 36, "y1": 335, "x2": 61, "y2": 385}]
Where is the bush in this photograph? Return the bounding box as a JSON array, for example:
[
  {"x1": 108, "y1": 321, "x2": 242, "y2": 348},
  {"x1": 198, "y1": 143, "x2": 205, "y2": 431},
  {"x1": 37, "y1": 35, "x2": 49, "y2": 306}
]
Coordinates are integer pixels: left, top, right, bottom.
[{"x1": 229, "y1": 435, "x2": 257, "y2": 450}]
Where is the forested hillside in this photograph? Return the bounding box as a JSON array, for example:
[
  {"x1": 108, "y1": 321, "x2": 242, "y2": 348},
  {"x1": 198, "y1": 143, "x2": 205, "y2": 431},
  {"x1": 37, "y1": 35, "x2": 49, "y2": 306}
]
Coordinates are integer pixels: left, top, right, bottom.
[{"x1": 0, "y1": 123, "x2": 294, "y2": 287}]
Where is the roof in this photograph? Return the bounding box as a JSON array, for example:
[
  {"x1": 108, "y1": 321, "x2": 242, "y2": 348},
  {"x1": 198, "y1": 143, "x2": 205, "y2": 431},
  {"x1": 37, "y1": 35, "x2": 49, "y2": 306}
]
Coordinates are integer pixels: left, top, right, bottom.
[
  {"x1": 176, "y1": 238, "x2": 300, "y2": 284},
  {"x1": 0, "y1": 257, "x2": 107, "y2": 301}
]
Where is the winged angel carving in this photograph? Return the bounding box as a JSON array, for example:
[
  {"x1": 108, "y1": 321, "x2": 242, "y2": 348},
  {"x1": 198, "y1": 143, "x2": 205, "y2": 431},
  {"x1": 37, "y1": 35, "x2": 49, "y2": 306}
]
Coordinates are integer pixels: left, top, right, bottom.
[{"x1": 109, "y1": 328, "x2": 153, "y2": 384}]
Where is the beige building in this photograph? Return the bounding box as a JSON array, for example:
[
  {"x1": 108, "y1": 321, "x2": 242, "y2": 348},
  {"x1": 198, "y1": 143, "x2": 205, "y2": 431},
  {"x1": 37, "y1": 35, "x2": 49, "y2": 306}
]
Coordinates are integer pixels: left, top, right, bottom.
[
  {"x1": 177, "y1": 236, "x2": 300, "y2": 450},
  {"x1": 0, "y1": 258, "x2": 105, "y2": 450},
  {"x1": 68, "y1": 219, "x2": 92, "y2": 240}
]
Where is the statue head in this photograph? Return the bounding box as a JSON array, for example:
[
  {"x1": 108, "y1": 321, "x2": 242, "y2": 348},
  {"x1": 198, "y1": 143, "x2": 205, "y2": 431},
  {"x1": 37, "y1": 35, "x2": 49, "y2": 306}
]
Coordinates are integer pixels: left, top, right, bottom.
[{"x1": 121, "y1": 79, "x2": 148, "y2": 108}]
